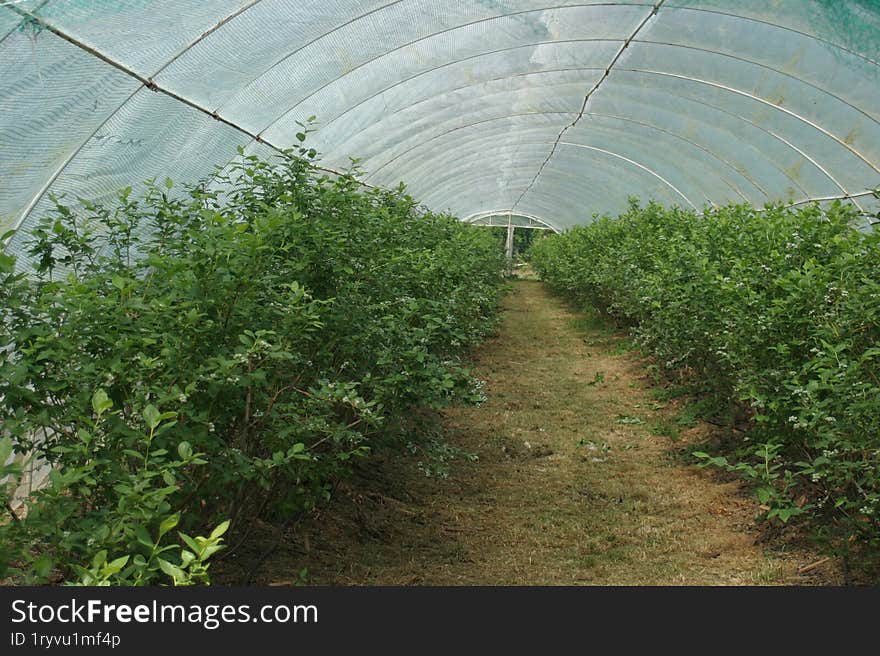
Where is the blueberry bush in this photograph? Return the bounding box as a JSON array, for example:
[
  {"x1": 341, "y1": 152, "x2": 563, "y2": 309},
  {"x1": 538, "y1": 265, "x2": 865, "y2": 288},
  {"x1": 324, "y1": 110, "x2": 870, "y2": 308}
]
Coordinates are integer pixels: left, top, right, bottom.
[
  {"x1": 0, "y1": 146, "x2": 505, "y2": 584},
  {"x1": 531, "y1": 197, "x2": 880, "y2": 572}
]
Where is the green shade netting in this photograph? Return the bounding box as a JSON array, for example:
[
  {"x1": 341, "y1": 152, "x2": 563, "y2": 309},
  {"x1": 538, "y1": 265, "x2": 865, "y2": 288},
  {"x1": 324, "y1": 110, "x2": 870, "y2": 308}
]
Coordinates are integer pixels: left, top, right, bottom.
[{"x1": 2, "y1": 0, "x2": 879, "y2": 252}]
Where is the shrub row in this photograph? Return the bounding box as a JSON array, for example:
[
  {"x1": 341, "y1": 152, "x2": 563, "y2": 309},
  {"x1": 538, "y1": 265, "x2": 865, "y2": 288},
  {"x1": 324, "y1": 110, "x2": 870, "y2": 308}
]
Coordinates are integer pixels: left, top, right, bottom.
[
  {"x1": 531, "y1": 199, "x2": 880, "y2": 564},
  {"x1": 0, "y1": 148, "x2": 505, "y2": 584}
]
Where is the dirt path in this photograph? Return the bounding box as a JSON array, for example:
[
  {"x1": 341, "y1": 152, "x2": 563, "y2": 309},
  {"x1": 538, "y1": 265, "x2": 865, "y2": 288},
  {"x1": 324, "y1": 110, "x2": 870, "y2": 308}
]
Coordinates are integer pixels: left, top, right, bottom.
[{"x1": 229, "y1": 279, "x2": 830, "y2": 585}]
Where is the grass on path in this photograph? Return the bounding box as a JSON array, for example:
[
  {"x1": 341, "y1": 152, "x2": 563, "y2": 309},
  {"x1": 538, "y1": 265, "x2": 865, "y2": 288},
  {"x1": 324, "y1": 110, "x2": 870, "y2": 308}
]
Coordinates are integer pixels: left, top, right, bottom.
[{"x1": 218, "y1": 280, "x2": 831, "y2": 585}]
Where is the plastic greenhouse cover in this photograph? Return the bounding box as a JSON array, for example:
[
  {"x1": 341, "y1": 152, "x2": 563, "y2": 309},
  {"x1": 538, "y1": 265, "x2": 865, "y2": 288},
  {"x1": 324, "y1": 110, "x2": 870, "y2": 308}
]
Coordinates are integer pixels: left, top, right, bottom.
[{"x1": 1, "y1": 0, "x2": 879, "y2": 253}]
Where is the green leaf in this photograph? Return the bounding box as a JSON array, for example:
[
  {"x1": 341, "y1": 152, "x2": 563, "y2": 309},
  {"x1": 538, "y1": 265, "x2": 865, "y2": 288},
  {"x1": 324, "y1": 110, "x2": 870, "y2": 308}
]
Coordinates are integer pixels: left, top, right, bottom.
[
  {"x1": 177, "y1": 441, "x2": 193, "y2": 459},
  {"x1": 755, "y1": 487, "x2": 774, "y2": 504},
  {"x1": 143, "y1": 404, "x2": 161, "y2": 430},
  {"x1": 178, "y1": 533, "x2": 200, "y2": 554},
  {"x1": 0, "y1": 252, "x2": 16, "y2": 272},
  {"x1": 157, "y1": 558, "x2": 186, "y2": 584},
  {"x1": 0, "y1": 436, "x2": 14, "y2": 464},
  {"x1": 91, "y1": 389, "x2": 113, "y2": 415},
  {"x1": 91, "y1": 550, "x2": 108, "y2": 569},
  {"x1": 33, "y1": 554, "x2": 54, "y2": 579},
  {"x1": 104, "y1": 556, "x2": 130, "y2": 576},
  {"x1": 767, "y1": 507, "x2": 803, "y2": 523},
  {"x1": 134, "y1": 524, "x2": 154, "y2": 549},
  {"x1": 158, "y1": 512, "x2": 180, "y2": 537},
  {"x1": 209, "y1": 520, "x2": 231, "y2": 541}
]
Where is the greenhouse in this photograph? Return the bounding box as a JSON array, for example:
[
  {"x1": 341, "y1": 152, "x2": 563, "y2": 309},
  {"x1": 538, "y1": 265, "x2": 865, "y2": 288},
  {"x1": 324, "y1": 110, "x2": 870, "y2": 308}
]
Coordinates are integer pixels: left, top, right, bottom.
[{"x1": 1, "y1": 1, "x2": 879, "y2": 588}]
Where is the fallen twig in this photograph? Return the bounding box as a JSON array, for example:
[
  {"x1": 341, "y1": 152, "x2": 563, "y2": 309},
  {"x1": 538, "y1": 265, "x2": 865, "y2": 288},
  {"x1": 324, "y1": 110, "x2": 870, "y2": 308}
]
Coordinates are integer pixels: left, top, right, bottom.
[{"x1": 798, "y1": 556, "x2": 831, "y2": 574}]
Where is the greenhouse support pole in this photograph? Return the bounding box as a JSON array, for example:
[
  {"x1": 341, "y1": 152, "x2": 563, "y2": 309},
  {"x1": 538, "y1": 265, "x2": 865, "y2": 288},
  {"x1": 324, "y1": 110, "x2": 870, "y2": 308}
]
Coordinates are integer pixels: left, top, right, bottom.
[{"x1": 505, "y1": 215, "x2": 515, "y2": 261}]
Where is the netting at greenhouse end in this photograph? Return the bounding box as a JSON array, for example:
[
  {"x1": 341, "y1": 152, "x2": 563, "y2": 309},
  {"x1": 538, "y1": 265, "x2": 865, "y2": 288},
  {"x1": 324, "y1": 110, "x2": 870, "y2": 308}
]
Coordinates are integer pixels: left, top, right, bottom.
[{"x1": 2, "y1": 0, "x2": 879, "y2": 250}]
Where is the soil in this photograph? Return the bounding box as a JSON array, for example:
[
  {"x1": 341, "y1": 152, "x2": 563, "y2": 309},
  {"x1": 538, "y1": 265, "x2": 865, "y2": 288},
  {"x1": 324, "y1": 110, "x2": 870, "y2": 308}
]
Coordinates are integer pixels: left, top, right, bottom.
[{"x1": 214, "y1": 279, "x2": 838, "y2": 585}]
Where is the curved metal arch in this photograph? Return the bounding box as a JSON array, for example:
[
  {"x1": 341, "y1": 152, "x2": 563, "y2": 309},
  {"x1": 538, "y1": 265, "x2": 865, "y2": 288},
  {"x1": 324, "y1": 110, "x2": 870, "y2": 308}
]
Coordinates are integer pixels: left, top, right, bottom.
[
  {"x1": 410, "y1": 97, "x2": 872, "y2": 222},
  {"x1": 205, "y1": 117, "x2": 555, "y2": 199},
  {"x1": 512, "y1": 0, "x2": 664, "y2": 211},
  {"x1": 582, "y1": 85, "x2": 814, "y2": 199},
  {"x1": 619, "y1": 67, "x2": 880, "y2": 175},
  {"x1": 320, "y1": 39, "x2": 869, "y2": 205},
  {"x1": 415, "y1": 145, "x2": 687, "y2": 218},
  {"x1": 463, "y1": 210, "x2": 561, "y2": 232},
  {"x1": 631, "y1": 39, "x2": 880, "y2": 125},
  {"x1": 317, "y1": 68, "x2": 602, "y2": 164},
  {"x1": 155, "y1": 0, "x2": 408, "y2": 94},
  {"x1": 2, "y1": 9, "x2": 281, "y2": 234},
  {"x1": 148, "y1": 0, "x2": 267, "y2": 80},
  {"x1": 0, "y1": 0, "x2": 51, "y2": 46},
  {"x1": 548, "y1": 142, "x2": 696, "y2": 208},
  {"x1": 514, "y1": 175, "x2": 682, "y2": 223},
  {"x1": 274, "y1": 17, "x2": 880, "y2": 153},
  {"x1": 514, "y1": 192, "x2": 612, "y2": 224},
  {"x1": 583, "y1": 112, "x2": 759, "y2": 200},
  {"x1": 673, "y1": 5, "x2": 880, "y2": 67},
  {"x1": 515, "y1": 173, "x2": 680, "y2": 216},
  {"x1": 392, "y1": 131, "x2": 736, "y2": 215},
  {"x1": 362, "y1": 112, "x2": 579, "y2": 180},
  {"x1": 51, "y1": 25, "x2": 862, "y2": 228},
  {"x1": 260, "y1": 38, "x2": 623, "y2": 143},
  {"x1": 303, "y1": 41, "x2": 618, "y2": 136},
  {"x1": 386, "y1": 127, "x2": 712, "y2": 213},
  {"x1": 2, "y1": 5, "x2": 383, "y2": 233},
  {"x1": 195, "y1": 39, "x2": 615, "y2": 194},
  {"x1": 220, "y1": 3, "x2": 651, "y2": 132},
  {"x1": 5, "y1": 0, "x2": 879, "y2": 236},
  {"x1": 326, "y1": 71, "x2": 602, "y2": 165},
  {"x1": 601, "y1": 76, "x2": 858, "y2": 201},
  {"x1": 318, "y1": 64, "x2": 766, "y2": 203},
  {"x1": 607, "y1": 70, "x2": 870, "y2": 211},
  {"x1": 397, "y1": 145, "x2": 557, "y2": 196},
  {"x1": 413, "y1": 162, "x2": 553, "y2": 204},
  {"x1": 555, "y1": 120, "x2": 751, "y2": 202},
  {"x1": 333, "y1": 64, "x2": 760, "y2": 203},
  {"x1": 10, "y1": 81, "x2": 144, "y2": 235},
  {"x1": 376, "y1": 132, "x2": 688, "y2": 198},
  {"x1": 330, "y1": 19, "x2": 874, "y2": 217},
  {"x1": 372, "y1": 118, "x2": 737, "y2": 212},
  {"x1": 367, "y1": 134, "x2": 555, "y2": 188},
  {"x1": 424, "y1": 166, "x2": 684, "y2": 227},
  {"x1": 765, "y1": 189, "x2": 878, "y2": 210}
]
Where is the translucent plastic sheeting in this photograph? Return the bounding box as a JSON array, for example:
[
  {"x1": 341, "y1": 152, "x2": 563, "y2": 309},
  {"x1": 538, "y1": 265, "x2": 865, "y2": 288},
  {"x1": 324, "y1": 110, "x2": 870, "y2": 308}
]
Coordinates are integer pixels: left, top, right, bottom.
[{"x1": 1, "y1": 0, "x2": 879, "y2": 252}]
